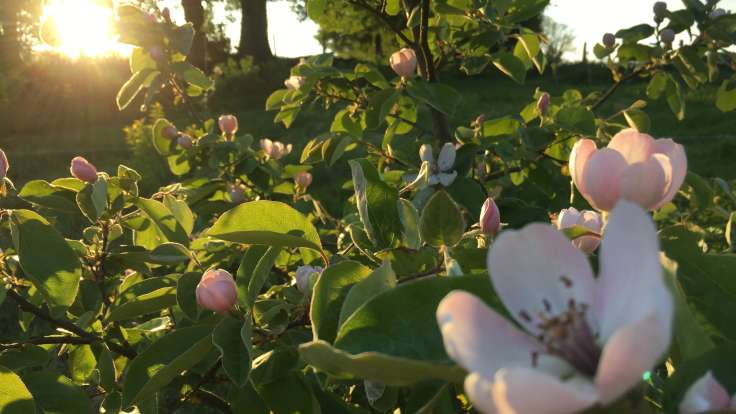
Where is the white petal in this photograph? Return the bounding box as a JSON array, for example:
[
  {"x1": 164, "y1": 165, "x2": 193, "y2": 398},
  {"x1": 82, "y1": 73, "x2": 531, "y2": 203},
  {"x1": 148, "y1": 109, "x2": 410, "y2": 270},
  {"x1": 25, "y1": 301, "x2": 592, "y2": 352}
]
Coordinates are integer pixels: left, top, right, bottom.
[
  {"x1": 595, "y1": 201, "x2": 672, "y2": 343},
  {"x1": 465, "y1": 374, "x2": 499, "y2": 414},
  {"x1": 438, "y1": 171, "x2": 457, "y2": 187},
  {"x1": 679, "y1": 371, "x2": 731, "y2": 414},
  {"x1": 489, "y1": 368, "x2": 598, "y2": 414},
  {"x1": 420, "y1": 144, "x2": 434, "y2": 164},
  {"x1": 557, "y1": 207, "x2": 581, "y2": 229},
  {"x1": 437, "y1": 291, "x2": 542, "y2": 379},
  {"x1": 487, "y1": 223, "x2": 596, "y2": 335},
  {"x1": 438, "y1": 143, "x2": 456, "y2": 172}
]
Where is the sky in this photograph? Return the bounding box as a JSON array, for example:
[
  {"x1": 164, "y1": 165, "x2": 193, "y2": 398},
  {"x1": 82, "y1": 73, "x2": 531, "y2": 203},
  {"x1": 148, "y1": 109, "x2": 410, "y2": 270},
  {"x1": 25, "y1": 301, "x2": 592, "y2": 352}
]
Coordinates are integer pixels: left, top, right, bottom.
[{"x1": 160, "y1": 0, "x2": 736, "y2": 60}]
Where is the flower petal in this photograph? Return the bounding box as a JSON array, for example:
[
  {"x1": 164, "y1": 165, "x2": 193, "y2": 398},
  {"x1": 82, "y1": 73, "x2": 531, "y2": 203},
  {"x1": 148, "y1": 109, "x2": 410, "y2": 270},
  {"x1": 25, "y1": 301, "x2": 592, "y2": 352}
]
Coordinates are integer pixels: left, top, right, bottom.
[
  {"x1": 607, "y1": 129, "x2": 654, "y2": 164},
  {"x1": 679, "y1": 371, "x2": 731, "y2": 414},
  {"x1": 581, "y1": 148, "x2": 627, "y2": 211},
  {"x1": 595, "y1": 310, "x2": 672, "y2": 404},
  {"x1": 488, "y1": 368, "x2": 598, "y2": 414},
  {"x1": 438, "y1": 171, "x2": 457, "y2": 187},
  {"x1": 419, "y1": 144, "x2": 434, "y2": 164},
  {"x1": 438, "y1": 143, "x2": 456, "y2": 172},
  {"x1": 619, "y1": 155, "x2": 670, "y2": 211},
  {"x1": 437, "y1": 291, "x2": 542, "y2": 379},
  {"x1": 652, "y1": 138, "x2": 687, "y2": 208},
  {"x1": 569, "y1": 139, "x2": 597, "y2": 197},
  {"x1": 465, "y1": 374, "x2": 498, "y2": 414},
  {"x1": 595, "y1": 200, "x2": 672, "y2": 343},
  {"x1": 487, "y1": 223, "x2": 595, "y2": 335},
  {"x1": 557, "y1": 207, "x2": 581, "y2": 229}
]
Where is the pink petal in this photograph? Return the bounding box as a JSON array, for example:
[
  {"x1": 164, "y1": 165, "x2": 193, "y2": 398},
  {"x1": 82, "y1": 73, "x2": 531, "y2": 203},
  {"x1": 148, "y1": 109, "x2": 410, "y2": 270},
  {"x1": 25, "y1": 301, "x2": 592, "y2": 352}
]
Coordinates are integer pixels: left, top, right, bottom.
[
  {"x1": 464, "y1": 374, "x2": 499, "y2": 414},
  {"x1": 484, "y1": 368, "x2": 598, "y2": 414},
  {"x1": 581, "y1": 148, "x2": 627, "y2": 211},
  {"x1": 557, "y1": 207, "x2": 581, "y2": 229},
  {"x1": 652, "y1": 138, "x2": 687, "y2": 208},
  {"x1": 569, "y1": 139, "x2": 597, "y2": 197},
  {"x1": 437, "y1": 291, "x2": 542, "y2": 379},
  {"x1": 595, "y1": 311, "x2": 672, "y2": 404},
  {"x1": 487, "y1": 224, "x2": 595, "y2": 336},
  {"x1": 607, "y1": 129, "x2": 654, "y2": 164},
  {"x1": 619, "y1": 155, "x2": 670, "y2": 211},
  {"x1": 679, "y1": 371, "x2": 731, "y2": 414},
  {"x1": 595, "y1": 201, "x2": 672, "y2": 343}
]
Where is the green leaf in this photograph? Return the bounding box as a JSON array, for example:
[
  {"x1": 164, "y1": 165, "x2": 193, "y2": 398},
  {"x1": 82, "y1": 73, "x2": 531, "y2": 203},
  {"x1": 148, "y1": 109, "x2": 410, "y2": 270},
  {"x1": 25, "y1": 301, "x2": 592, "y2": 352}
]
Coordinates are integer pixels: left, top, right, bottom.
[
  {"x1": 623, "y1": 109, "x2": 651, "y2": 133},
  {"x1": 22, "y1": 372, "x2": 92, "y2": 414},
  {"x1": 265, "y1": 89, "x2": 289, "y2": 111},
  {"x1": 664, "y1": 344, "x2": 736, "y2": 413},
  {"x1": 169, "y1": 23, "x2": 195, "y2": 55},
  {"x1": 18, "y1": 180, "x2": 78, "y2": 212},
  {"x1": 117, "y1": 69, "x2": 159, "y2": 110},
  {"x1": 397, "y1": 199, "x2": 421, "y2": 250},
  {"x1": 0, "y1": 365, "x2": 36, "y2": 414},
  {"x1": 335, "y1": 275, "x2": 503, "y2": 363},
  {"x1": 76, "y1": 179, "x2": 108, "y2": 222},
  {"x1": 406, "y1": 82, "x2": 463, "y2": 116},
  {"x1": 349, "y1": 159, "x2": 402, "y2": 248},
  {"x1": 68, "y1": 344, "x2": 96, "y2": 383},
  {"x1": 556, "y1": 105, "x2": 596, "y2": 135},
  {"x1": 9, "y1": 209, "x2": 82, "y2": 313},
  {"x1": 310, "y1": 261, "x2": 372, "y2": 343},
  {"x1": 299, "y1": 340, "x2": 464, "y2": 386},
  {"x1": 246, "y1": 247, "x2": 281, "y2": 309},
  {"x1": 482, "y1": 117, "x2": 522, "y2": 139},
  {"x1": 255, "y1": 372, "x2": 321, "y2": 414},
  {"x1": 307, "y1": 0, "x2": 326, "y2": 21},
  {"x1": 338, "y1": 261, "x2": 397, "y2": 328},
  {"x1": 716, "y1": 80, "x2": 736, "y2": 113},
  {"x1": 130, "y1": 47, "x2": 156, "y2": 73},
  {"x1": 614, "y1": 23, "x2": 654, "y2": 43},
  {"x1": 177, "y1": 272, "x2": 201, "y2": 321},
  {"x1": 492, "y1": 52, "x2": 527, "y2": 84},
  {"x1": 108, "y1": 285, "x2": 177, "y2": 321},
  {"x1": 504, "y1": 0, "x2": 549, "y2": 23},
  {"x1": 134, "y1": 197, "x2": 190, "y2": 247},
  {"x1": 163, "y1": 195, "x2": 194, "y2": 236},
  {"x1": 419, "y1": 191, "x2": 465, "y2": 248},
  {"x1": 152, "y1": 119, "x2": 177, "y2": 156},
  {"x1": 171, "y1": 62, "x2": 213, "y2": 90},
  {"x1": 207, "y1": 200, "x2": 323, "y2": 257},
  {"x1": 148, "y1": 242, "x2": 191, "y2": 264},
  {"x1": 122, "y1": 326, "x2": 213, "y2": 408},
  {"x1": 213, "y1": 317, "x2": 252, "y2": 387}
]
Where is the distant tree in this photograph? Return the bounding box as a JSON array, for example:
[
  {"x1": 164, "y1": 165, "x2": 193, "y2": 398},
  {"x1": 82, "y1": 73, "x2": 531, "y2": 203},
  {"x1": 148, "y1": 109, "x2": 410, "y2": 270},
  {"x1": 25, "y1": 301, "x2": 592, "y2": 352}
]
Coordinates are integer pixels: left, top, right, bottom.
[
  {"x1": 541, "y1": 16, "x2": 575, "y2": 64},
  {"x1": 182, "y1": 0, "x2": 208, "y2": 69},
  {"x1": 0, "y1": 0, "x2": 42, "y2": 66}
]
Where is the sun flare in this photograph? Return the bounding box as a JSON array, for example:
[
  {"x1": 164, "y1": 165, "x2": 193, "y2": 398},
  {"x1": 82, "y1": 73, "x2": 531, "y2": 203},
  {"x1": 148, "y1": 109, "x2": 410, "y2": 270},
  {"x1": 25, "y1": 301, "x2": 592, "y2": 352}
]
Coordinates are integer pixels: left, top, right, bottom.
[{"x1": 40, "y1": 0, "x2": 130, "y2": 58}]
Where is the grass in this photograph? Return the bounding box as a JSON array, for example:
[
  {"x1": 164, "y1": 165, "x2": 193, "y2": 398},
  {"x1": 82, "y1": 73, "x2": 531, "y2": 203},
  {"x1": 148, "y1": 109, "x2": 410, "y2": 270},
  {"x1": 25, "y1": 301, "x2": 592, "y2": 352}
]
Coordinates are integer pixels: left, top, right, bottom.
[{"x1": 0, "y1": 65, "x2": 733, "y2": 193}]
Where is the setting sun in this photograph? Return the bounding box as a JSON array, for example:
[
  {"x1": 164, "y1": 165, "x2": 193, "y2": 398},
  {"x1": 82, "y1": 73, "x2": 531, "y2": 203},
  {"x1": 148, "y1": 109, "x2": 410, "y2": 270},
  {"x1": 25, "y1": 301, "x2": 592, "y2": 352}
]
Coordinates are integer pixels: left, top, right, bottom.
[{"x1": 39, "y1": 0, "x2": 130, "y2": 58}]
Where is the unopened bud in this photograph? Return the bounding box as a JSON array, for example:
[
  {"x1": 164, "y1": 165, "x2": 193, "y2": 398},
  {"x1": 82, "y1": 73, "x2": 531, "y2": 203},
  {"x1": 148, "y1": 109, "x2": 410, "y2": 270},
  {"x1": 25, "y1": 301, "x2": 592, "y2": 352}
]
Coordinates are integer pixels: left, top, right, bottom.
[
  {"x1": 537, "y1": 92, "x2": 550, "y2": 115},
  {"x1": 162, "y1": 7, "x2": 171, "y2": 22},
  {"x1": 144, "y1": 12, "x2": 157, "y2": 24},
  {"x1": 163, "y1": 125, "x2": 178, "y2": 139},
  {"x1": 389, "y1": 48, "x2": 417, "y2": 78},
  {"x1": 177, "y1": 135, "x2": 193, "y2": 149},
  {"x1": 294, "y1": 171, "x2": 313, "y2": 189},
  {"x1": 70, "y1": 156, "x2": 98, "y2": 183},
  {"x1": 0, "y1": 149, "x2": 9, "y2": 179},
  {"x1": 653, "y1": 2, "x2": 668, "y2": 20},
  {"x1": 479, "y1": 197, "x2": 501, "y2": 236},
  {"x1": 660, "y1": 29, "x2": 675, "y2": 45},
  {"x1": 218, "y1": 114, "x2": 239, "y2": 136},
  {"x1": 196, "y1": 269, "x2": 237, "y2": 313},
  {"x1": 602, "y1": 33, "x2": 616, "y2": 48}
]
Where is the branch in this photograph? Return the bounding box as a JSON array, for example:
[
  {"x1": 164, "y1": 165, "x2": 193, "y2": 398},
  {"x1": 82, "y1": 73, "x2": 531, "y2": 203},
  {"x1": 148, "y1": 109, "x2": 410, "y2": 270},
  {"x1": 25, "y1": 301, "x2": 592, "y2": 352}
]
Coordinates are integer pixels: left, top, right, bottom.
[
  {"x1": 346, "y1": 0, "x2": 415, "y2": 47},
  {"x1": 6, "y1": 289, "x2": 137, "y2": 358},
  {"x1": 1, "y1": 335, "x2": 93, "y2": 350},
  {"x1": 591, "y1": 66, "x2": 649, "y2": 111}
]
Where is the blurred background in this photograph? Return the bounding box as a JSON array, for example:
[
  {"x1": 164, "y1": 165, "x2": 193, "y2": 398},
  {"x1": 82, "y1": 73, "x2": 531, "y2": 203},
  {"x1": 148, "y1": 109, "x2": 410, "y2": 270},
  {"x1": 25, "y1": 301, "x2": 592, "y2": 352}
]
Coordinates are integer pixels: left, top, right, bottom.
[{"x1": 0, "y1": 0, "x2": 734, "y2": 195}]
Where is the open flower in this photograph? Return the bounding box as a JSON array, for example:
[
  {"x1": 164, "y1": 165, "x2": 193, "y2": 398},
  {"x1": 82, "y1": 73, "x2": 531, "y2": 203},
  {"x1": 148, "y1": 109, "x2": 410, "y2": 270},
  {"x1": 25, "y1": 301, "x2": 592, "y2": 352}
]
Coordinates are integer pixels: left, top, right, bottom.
[
  {"x1": 260, "y1": 138, "x2": 293, "y2": 160},
  {"x1": 413, "y1": 143, "x2": 457, "y2": 187},
  {"x1": 285, "y1": 75, "x2": 306, "y2": 90},
  {"x1": 437, "y1": 201, "x2": 673, "y2": 414},
  {"x1": 570, "y1": 129, "x2": 687, "y2": 211},
  {"x1": 555, "y1": 207, "x2": 602, "y2": 254},
  {"x1": 680, "y1": 371, "x2": 736, "y2": 414}
]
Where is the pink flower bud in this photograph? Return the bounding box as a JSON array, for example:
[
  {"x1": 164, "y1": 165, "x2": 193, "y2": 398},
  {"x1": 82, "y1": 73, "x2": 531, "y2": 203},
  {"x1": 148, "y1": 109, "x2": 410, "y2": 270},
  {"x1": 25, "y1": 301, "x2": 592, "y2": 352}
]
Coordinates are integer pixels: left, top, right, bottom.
[
  {"x1": 149, "y1": 46, "x2": 164, "y2": 62},
  {"x1": 555, "y1": 207, "x2": 603, "y2": 254},
  {"x1": 660, "y1": 29, "x2": 675, "y2": 44},
  {"x1": 70, "y1": 156, "x2": 98, "y2": 183},
  {"x1": 653, "y1": 2, "x2": 668, "y2": 19},
  {"x1": 294, "y1": 171, "x2": 313, "y2": 189},
  {"x1": 162, "y1": 7, "x2": 171, "y2": 22},
  {"x1": 569, "y1": 129, "x2": 687, "y2": 211},
  {"x1": 144, "y1": 12, "x2": 157, "y2": 24},
  {"x1": 537, "y1": 92, "x2": 550, "y2": 115},
  {"x1": 228, "y1": 184, "x2": 245, "y2": 203},
  {"x1": 218, "y1": 114, "x2": 239, "y2": 136},
  {"x1": 196, "y1": 269, "x2": 237, "y2": 313},
  {"x1": 177, "y1": 135, "x2": 193, "y2": 149},
  {"x1": 163, "y1": 125, "x2": 179, "y2": 139},
  {"x1": 602, "y1": 33, "x2": 616, "y2": 48},
  {"x1": 389, "y1": 48, "x2": 417, "y2": 78},
  {"x1": 0, "y1": 149, "x2": 9, "y2": 179},
  {"x1": 479, "y1": 197, "x2": 501, "y2": 236},
  {"x1": 295, "y1": 265, "x2": 323, "y2": 293}
]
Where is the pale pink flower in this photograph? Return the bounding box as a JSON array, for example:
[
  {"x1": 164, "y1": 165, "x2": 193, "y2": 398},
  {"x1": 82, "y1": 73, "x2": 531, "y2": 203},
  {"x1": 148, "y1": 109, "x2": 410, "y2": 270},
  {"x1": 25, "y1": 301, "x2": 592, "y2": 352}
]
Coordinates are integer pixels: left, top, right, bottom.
[
  {"x1": 479, "y1": 197, "x2": 501, "y2": 236},
  {"x1": 70, "y1": 156, "x2": 98, "y2": 183},
  {"x1": 437, "y1": 201, "x2": 673, "y2": 414},
  {"x1": 569, "y1": 129, "x2": 687, "y2": 211},
  {"x1": 680, "y1": 371, "x2": 736, "y2": 414},
  {"x1": 412, "y1": 143, "x2": 457, "y2": 187},
  {"x1": 284, "y1": 75, "x2": 306, "y2": 90},
  {"x1": 218, "y1": 114, "x2": 239, "y2": 136},
  {"x1": 389, "y1": 48, "x2": 417, "y2": 78},
  {"x1": 196, "y1": 269, "x2": 237, "y2": 313},
  {"x1": 555, "y1": 207, "x2": 603, "y2": 254},
  {"x1": 260, "y1": 138, "x2": 292, "y2": 160}
]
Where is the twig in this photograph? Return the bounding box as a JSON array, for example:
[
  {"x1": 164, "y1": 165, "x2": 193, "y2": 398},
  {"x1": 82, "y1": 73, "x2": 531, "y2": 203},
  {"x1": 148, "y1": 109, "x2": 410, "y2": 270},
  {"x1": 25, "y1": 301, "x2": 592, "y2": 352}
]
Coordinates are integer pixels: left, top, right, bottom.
[
  {"x1": 591, "y1": 66, "x2": 649, "y2": 111},
  {"x1": 399, "y1": 266, "x2": 444, "y2": 283},
  {"x1": 346, "y1": 0, "x2": 415, "y2": 47}
]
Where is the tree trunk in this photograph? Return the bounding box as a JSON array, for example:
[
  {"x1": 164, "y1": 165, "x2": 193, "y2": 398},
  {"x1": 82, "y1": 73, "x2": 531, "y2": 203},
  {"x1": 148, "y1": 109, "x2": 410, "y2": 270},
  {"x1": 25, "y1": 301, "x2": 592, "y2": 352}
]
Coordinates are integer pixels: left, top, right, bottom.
[
  {"x1": 181, "y1": 0, "x2": 207, "y2": 70},
  {"x1": 238, "y1": 0, "x2": 273, "y2": 62},
  {"x1": 0, "y1": 2, "x2": 23, "y2": 66}
]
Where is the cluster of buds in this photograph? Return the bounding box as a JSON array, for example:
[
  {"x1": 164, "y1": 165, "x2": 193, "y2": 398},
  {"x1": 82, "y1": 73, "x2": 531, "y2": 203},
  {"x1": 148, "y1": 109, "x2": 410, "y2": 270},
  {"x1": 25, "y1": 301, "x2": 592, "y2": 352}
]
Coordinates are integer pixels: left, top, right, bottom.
[
  {"x1": 389, "y1": 48, "x2": 417, "y2": 78},
  {"x1": 162, "y1": 124, "x2": 194, "y2": 150},
  {"x1": 196, "y1": 269, "x2": 238, "y2": 313},
  {"x1": 70, "y1": 156, "x2": 98, "y2": 183},
  {"x1": 260, "y1": 138, "x2": 293, "y2": 160}
]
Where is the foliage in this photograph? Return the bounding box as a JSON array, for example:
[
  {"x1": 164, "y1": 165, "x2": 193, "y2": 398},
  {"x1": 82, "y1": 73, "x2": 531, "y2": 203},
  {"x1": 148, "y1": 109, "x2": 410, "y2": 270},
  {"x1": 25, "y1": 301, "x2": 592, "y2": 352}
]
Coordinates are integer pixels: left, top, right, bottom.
[{"x1": 0, "y1": 1, "x2": 735, "y2": 413}]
